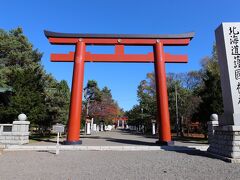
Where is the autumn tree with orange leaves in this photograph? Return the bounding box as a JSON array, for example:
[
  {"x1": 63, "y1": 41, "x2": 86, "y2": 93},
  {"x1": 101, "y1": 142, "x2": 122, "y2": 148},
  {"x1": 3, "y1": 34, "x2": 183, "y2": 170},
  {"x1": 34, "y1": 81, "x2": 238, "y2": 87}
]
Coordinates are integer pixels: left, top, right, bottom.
[{"x1": 83, "y1": 80, "x2": 123, "y2": 125}]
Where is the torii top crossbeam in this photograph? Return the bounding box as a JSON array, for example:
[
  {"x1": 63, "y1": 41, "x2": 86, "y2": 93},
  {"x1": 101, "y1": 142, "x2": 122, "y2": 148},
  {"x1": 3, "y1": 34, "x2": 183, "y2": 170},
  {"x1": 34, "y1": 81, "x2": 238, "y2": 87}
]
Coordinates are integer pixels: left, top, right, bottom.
[
  {"x1": 45, "y1": 30, "x2": 194, "y2": 145},
  {"x1": 44, "y1": 30, "x2": 194, "y2": 63}
]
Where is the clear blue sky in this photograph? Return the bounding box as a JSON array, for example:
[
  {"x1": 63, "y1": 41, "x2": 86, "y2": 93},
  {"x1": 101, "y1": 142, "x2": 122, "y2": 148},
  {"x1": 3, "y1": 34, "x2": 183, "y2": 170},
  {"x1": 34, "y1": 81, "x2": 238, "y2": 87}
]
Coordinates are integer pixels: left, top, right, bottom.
[{"x1": 1, "y1": 0, "x2": 240, "y2": 110}]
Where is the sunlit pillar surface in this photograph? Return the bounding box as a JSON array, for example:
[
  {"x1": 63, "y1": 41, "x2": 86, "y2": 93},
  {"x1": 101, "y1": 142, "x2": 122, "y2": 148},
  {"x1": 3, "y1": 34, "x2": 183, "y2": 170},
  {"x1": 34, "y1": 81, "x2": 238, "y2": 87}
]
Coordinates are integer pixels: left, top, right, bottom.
[
  {"x1": 65, "y1": 41, "x2": 86, "y2": 144},
  {"x1": 154, "y1": 42, "x2": 172, "y2": 145}
]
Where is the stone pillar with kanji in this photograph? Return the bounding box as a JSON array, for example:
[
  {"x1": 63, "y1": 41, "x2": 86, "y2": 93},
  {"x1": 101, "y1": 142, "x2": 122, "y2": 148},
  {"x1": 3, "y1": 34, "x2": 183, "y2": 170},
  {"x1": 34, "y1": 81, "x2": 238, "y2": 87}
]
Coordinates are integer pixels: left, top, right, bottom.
[{"x1": 208, "y1": 22, "x2": 240, "y2": 162}]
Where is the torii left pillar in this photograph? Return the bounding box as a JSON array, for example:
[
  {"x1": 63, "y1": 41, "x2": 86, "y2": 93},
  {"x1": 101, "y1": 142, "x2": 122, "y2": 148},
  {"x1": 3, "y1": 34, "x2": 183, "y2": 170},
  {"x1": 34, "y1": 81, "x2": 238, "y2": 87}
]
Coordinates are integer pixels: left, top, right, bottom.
[{"x1": 65, "y1": 40, "x2": 85, "y2": 144}]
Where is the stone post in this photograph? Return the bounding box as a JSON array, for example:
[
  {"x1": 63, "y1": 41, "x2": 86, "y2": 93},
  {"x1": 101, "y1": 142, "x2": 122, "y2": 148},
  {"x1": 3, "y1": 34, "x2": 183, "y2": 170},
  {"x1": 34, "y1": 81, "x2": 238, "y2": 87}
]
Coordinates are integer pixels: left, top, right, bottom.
[
  {"x1": 9, "y1": 113, "x2": 30, "y2": 145},
  {"x1": 151, "y1": 119, "x2": 156, "y2": 135},
  {"x1": 12, "y1": 120, "x2": 30, "y2": 133},
  {"x1": 207, "y1": 114, "x2": 219, "y2": 144},
  {"x1": 152, "y1": 123, "x2": 156, "y2": 135},
  {"x1": 93, "y1": 124, "x2": 97, "y2": 132},
  {"x1": 86, "y1": 122, "x2": 91, "y2": 135},
  {"x1": 91, "y1": 118, "x2": 94, "y2": 130},
  {"x1": 14, "y1": 114, "x2": 30, "y2": 144},
  {"x1": 86, "y1": 117, "x2": 91, "y2": 135},
  {"x1": 100, "y1": 121, "x2": 104, "y2": 131}
]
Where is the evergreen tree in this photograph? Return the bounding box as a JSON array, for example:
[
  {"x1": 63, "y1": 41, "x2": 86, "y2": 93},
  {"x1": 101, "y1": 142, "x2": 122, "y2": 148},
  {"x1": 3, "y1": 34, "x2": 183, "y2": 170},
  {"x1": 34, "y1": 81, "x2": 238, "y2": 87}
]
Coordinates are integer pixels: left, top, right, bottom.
[
  {"x1": 44, "y1": 76, "x2": 70, "y2": 126},
  {"x1": 195, "y1": 45, "x2": 223, "y2": 130},
  {"x1": 0, "y1": 28, "x2": 46, "y2": 123},
  {"x1": 0, "y1": 28, "x2": 71, "y2": 131}
]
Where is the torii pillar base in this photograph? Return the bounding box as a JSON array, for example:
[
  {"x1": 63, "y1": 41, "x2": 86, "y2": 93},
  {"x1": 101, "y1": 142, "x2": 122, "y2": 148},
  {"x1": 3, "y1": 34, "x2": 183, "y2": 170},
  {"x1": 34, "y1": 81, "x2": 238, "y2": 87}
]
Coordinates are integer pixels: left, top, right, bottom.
[
  {"x1": 63, "y1": 140, "x2": 82, "y2": 145},
  {"x1": 156, "y1": 140, "x2": 174, "y2": 146}
]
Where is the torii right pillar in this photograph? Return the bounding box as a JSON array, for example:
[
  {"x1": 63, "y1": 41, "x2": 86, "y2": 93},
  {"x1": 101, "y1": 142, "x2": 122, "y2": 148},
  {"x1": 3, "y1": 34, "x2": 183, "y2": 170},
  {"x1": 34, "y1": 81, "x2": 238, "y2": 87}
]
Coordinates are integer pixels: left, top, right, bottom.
[{"x1": 154, "y1": 41, "x2": 173, "y2": 145}]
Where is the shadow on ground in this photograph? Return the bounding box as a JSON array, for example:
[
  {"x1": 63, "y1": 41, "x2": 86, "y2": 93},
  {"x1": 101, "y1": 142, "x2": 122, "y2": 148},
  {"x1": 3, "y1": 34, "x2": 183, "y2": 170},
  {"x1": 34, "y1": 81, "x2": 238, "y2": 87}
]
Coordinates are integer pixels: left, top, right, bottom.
[
  {"x1": 105, "y1": 138, "x2": 156, "y2": 146},
  {"x1": 159, "y1": 146, "x2": 219, "y2": 161},
  {"x1": 81, "y1": 135, "x2": 157, "y2": 146},
  {"x1": 172, "y1": 136, "x2": 208, "y2": 145}
]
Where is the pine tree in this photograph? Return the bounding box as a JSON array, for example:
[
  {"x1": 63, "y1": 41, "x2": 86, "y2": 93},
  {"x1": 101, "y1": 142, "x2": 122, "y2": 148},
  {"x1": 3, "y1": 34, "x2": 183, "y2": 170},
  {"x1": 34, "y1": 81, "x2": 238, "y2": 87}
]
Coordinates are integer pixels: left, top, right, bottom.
[{"x1": 0, "y1": 28, "x2": 71, "y2": 130}]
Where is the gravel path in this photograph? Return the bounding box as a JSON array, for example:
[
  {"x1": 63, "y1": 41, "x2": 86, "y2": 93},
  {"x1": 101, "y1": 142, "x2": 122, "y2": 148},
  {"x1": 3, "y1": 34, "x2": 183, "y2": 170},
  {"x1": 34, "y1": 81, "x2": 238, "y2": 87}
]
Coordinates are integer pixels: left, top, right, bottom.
[
  {"x1": 0, "y1": 150, "x2": 239, "y2": 180},
  {"x1": 0, "y1": 130, "x2": 235, "y2": 180}
]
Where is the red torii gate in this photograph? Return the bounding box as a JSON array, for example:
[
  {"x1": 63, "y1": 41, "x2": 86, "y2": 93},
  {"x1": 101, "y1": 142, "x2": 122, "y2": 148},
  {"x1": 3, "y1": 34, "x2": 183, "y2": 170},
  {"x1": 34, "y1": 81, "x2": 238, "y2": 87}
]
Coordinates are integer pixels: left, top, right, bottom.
[
  {"x1": 45, "y1": 30, "x2": 194, "y2": 145},
  {"x1": 113, "y1": 117, "x2": 128, "y2": 121},
  {"x1": 113, "y1": 117, "x2": 128, "y2": 128}
]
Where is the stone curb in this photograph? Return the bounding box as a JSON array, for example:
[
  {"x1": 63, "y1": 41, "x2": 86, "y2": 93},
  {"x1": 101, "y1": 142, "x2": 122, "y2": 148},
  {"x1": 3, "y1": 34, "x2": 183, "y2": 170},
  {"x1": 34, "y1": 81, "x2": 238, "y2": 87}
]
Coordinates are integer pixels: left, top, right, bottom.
[{"x1": 3, "y1": 145, "x2": 209, "y2": 152}]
